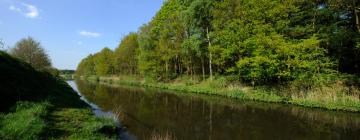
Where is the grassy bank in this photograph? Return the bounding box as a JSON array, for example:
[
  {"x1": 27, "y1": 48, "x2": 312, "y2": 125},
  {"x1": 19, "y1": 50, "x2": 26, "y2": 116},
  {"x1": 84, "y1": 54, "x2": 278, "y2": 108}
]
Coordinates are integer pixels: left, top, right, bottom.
[
  {"x1": 0, "y1": 101, "x2": 118, "y2": 140},
  {"x1": 83, "y1": 75, "x2": 360, "y2": 112},
  {"x1": 0, "y1": 51, "x2": 118, "y2": 139}
]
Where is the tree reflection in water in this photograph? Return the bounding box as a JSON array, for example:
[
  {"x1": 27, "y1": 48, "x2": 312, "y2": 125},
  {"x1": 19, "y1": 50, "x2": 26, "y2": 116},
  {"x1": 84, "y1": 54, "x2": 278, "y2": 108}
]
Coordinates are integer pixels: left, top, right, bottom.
[{"x1": 74, "y1": 80, "x2": 360, "y2": 140}]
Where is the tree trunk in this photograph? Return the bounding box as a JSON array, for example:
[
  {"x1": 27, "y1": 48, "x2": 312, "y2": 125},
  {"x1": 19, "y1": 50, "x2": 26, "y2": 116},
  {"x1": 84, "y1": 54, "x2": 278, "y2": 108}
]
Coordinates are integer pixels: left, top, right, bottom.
[
  {"x1": 313, "y1": 13, "x2": 316, "y2": 30},
  {"x1": 191, "y1": 63, "x2": 194, "y2": 80},
  {"x1": 352, "y1": 0, "x2": 360, "y2": 33},
  {"x1": 206, "y1": 27, "x2": 213, "y2": 80},
  {"x1": 187, "y1": 63, "x2": 190, "y2": 76},
  {"x1": 165, "y1": 61, "x2": 168, "y2": 80},
  {"x1": 209, "y1": 103, "x2": 213, "y2": 140},
  {"x1": 174, "y1": 62, "x2": 177, "y2": 75},
  {"x1": 174, "y1": 60, "x2": 177, "y2": 76},
  {"x1": 355, "y1": 7, "x2": 360, "y2": 33},
  {"x1": 130, "y1": 61, "x2": 133, "y2": 75},
  {"x1": 201, "y1": 58, "x2": 205, "y2": 81},
  {"x1": 179, "y1": 60, "x2": 182, "y2": 74},
  {"x1": 209, "y1": 53, "x2": 213, "y2": 80}
]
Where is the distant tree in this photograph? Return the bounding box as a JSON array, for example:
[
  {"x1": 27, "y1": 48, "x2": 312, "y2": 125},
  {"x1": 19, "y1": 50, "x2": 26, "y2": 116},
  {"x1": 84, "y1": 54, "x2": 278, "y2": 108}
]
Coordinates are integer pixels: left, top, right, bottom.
[
  {"x1": 60, "y1": 70, "x2": 75, "y2": 75},
  {"x1": 10, "y1": 37, "x2": 51, "y2": 71},
  {"x1": 0, "y1": 39, "x2": 4, "y2": 50},
  {"x1": 47, "y1": 67, "x2": 61, "y2": 77},
  {"x1": 76, "y1": 54, "x2": 96, "y2": 76},
  {"x1": 94, "y1": 48, "x2": 114, "y2": 76}
]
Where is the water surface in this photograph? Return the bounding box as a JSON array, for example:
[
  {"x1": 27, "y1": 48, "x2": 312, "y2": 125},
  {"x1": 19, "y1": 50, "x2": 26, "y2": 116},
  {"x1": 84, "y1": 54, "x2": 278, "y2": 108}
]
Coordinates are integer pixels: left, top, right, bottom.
[{"x1": 68, "y1": 80, "x2": 360, "y2": 140}]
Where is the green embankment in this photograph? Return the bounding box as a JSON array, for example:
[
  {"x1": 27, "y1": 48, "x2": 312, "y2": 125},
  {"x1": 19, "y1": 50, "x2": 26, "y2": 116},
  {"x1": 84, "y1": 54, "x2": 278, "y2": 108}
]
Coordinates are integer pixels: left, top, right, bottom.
[
  {"x1": 83, "y1": 75, "x2": 360, "y2": 112},
  {"x1": 0, "y1": 51, "x2": 118, "y2": 140}
]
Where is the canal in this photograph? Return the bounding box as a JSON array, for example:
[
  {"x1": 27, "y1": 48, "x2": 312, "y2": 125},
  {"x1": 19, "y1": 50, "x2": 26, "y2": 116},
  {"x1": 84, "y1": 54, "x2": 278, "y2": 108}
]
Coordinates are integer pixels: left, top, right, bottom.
[{"x1": 68, "y1": 80, "x2": 360, "y2": 140}]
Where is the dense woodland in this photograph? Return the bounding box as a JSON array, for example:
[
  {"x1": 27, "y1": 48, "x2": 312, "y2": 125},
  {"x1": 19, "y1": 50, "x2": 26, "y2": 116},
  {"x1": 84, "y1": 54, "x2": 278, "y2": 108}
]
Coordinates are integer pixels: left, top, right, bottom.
[{"x1": 77, "y1": 0, "x2": 360, "y2": 87}]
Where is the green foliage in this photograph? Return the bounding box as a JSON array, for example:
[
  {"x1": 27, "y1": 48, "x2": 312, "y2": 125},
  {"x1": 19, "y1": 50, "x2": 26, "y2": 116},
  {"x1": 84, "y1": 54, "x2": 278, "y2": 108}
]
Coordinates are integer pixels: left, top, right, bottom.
[
  {"x1": 94, "y1": 48, "x2": 114, "y2": 76},
  {"x1": 0, "y1": 102, "x2": 118, "y2": 140},
  {"x1": 0, "y1": 39, "x2": 4, "y2": 50},
  {"x1": 77, "y1": 0, "x2": 360, "y2": 87},
  {"x1": 59, "y1": 70, "x2": 75, "y2": 80},
  {"x1": 236, "y1": 34, "x2": 334, "y2": 85},
  {"x1": 0, "y1": 51, "x2": 83, "y2": 111},
  {"x1": 114, "y1": 33, "x2": 139, "y2": 75},
  {"x1": 60, "y1": 70, "x2": 75, "y2": 75},
  {"x1": 0, "y1": 51, "x2": 118, "y2": 139},
  {"x1": 137, "y1": 24, "x2": 164, "y2": 79},
  {"x1": 76, "y1": 48, "x2": 115, "y2": 77},
  {"x1": 51, "y1": 108, "x2": 117, "y2": 140},
  {"x1": 10, "y1": 37, "x2": 52, "y2": 71},
  {"x1": 76, "y1": 54, "x2": 96, "y2": 76},
  {"x1": 0, "y1": 102, "x2": 49, "y2": 140}
]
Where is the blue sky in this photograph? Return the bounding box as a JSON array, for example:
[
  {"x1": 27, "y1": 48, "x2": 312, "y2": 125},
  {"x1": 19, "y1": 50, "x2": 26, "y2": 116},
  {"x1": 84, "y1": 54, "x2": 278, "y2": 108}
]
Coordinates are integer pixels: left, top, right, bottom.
[{"x1": 0, "y1": 0, "x2": 163, "y2": 69}]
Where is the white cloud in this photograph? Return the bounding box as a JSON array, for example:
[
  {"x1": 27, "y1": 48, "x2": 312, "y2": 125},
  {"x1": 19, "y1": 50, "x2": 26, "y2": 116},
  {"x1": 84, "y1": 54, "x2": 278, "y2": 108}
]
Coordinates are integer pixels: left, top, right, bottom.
[
  {"x1": 9, "y1": 3, "x2": 39, "y2": 19},
  {"x1": 22, "y1": 3, "x2": 39, "y2": 18},
  {"x1": 77, "y1": 41, "x2": 83, "y2": 45},
  {"x1": 79, "y1": 31, "x2": 101, "y2": 37},
  {"x1": 9, "y1": 5, "x2": 22, "y2": 13}
]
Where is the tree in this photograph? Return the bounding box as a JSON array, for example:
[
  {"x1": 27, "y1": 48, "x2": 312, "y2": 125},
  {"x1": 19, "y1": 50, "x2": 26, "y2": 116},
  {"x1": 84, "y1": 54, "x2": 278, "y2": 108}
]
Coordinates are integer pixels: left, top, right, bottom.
[
  {"x1": 137, "y1": 0, "x2": 186, "y2": 80},
  {"x1": 137, "y1": 23, "x2": 160, "y2": 79},
  {"x1": 10, "y1": 37, "x2": 51, "y2": 71},
  {"x1": 157, "y1": 0, "x2": 186, "y2": 79},
  {"x1": 76, "y1": 54, "x2": 96, "y2": 76},
  {"x1": 76, "y1": 0, "x2": 359, "y2": 87},
  {"x1": 114, "y1": 33, "x2": 139, "y2": 75},
  {"x1": 181, "y1": 33, "x2": 202, "y2": 79},
  {"x1": 94, "y1": 48, "x2": 114, "y2": 76},
  {"x1": 0, "y1": 39, "x2": 4, "y2": 50},
  {"x1": 186, "y1": 0, "x2": 215, "y2": 80}
]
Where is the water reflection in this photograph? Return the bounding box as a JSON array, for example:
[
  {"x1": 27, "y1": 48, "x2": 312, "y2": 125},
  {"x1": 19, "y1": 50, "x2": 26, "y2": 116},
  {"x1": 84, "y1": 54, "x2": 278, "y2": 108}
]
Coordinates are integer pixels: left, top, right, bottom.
[{"x1": 72, "y1": 80, "x2": 360, "y2": 140}]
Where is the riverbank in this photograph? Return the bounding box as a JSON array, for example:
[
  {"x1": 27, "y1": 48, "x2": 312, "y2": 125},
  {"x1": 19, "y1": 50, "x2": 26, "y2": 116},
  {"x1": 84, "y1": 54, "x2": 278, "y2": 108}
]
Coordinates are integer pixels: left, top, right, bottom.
[
  {"x1": 82, "y1": 75, "x2": 360, "y2": 112},
  {"x1": 0, "y1": 51, "x2": 118, "y2": 139},
  {"x1": 0, "y1": 101, "x2": 118, "y2": 140}
]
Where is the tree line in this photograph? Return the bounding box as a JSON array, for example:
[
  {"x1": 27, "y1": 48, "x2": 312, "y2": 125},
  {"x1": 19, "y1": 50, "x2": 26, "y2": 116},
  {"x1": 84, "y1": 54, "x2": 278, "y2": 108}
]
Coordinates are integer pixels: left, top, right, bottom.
[{"x1": 77, "y1": 0, "x2": 360, "y2": 87}]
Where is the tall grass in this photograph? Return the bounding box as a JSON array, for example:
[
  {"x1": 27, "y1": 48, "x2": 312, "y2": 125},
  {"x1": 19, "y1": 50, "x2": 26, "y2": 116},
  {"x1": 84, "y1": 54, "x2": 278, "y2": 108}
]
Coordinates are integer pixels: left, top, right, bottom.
[
  {"x1": 0, "y1": 101, "x2": 50, "y2": 140},
  {"x1": 288, "y1": 82, "x2": 360, "y2": 111},
  {"x1": 150, "y1": 130, "x2": 176, "y2": 140}
]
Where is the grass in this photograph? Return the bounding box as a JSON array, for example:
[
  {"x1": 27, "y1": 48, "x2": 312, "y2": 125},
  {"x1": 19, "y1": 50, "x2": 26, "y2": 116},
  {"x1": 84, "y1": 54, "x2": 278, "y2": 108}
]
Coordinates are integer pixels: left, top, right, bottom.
[
  {"x1": 0, "y1": 101, "x2": 118, "y2": 140},
  {"x1": 48, "y1": 108, "x2": 117, "y2": 140},
  {"x1": 0, "y1": 51, "x2": 119, "y2": 139},
  {"x1": 0, "y1": 102, "x2": 49, "y2": 140},
  {"x1": 150, "y1": 130, "x2": 176, "y2": 140},
  {"x1": 83, "y1": 75, "x2": 360, "y2": 112}
]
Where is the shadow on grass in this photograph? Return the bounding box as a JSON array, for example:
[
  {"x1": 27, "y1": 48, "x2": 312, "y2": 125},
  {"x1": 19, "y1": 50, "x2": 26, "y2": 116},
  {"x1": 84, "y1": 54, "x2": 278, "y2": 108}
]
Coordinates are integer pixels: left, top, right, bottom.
[{"x1": 0, "y1": 51, "x2": 118, "y2": 140}]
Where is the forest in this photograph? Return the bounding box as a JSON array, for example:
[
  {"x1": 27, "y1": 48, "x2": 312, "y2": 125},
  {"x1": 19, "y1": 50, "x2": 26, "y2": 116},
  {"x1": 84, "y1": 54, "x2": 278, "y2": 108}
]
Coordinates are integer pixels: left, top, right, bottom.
[{"x1": 76, "y1": 0, "x2": 360, "y2": 95}]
